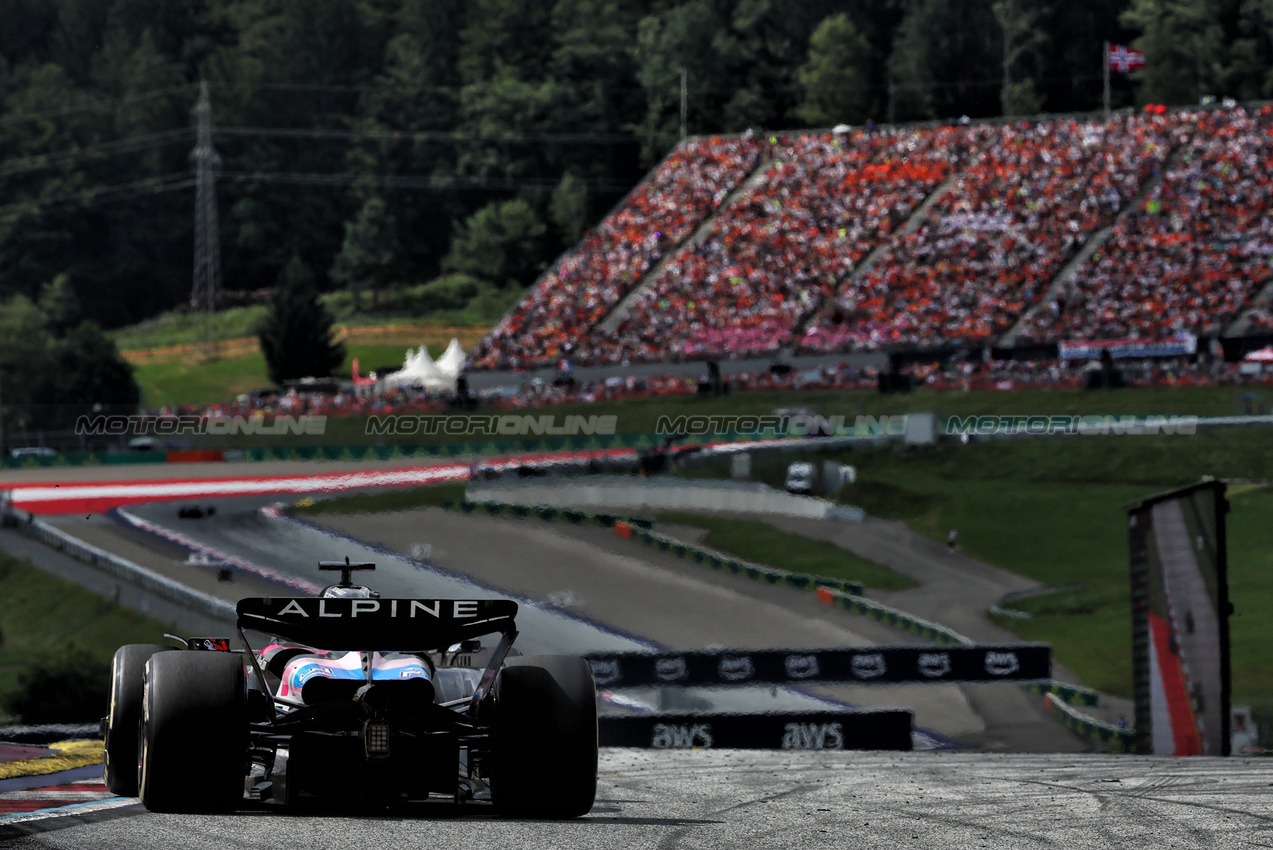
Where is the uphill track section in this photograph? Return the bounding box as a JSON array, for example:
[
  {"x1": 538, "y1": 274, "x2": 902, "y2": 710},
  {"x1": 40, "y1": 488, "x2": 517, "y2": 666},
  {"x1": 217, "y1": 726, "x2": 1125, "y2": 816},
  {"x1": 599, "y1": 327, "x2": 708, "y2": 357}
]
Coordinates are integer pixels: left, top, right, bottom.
[{"x1": 3, "y1": 751, "x2": 1270, "y2": 849}]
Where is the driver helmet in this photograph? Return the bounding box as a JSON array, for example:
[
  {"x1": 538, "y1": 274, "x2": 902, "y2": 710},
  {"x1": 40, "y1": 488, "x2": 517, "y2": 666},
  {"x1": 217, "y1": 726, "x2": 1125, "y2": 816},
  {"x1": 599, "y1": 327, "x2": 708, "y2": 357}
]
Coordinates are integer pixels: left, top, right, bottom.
[{"x1": 320, "y1": 584, "x2": 377, "y2": 599}]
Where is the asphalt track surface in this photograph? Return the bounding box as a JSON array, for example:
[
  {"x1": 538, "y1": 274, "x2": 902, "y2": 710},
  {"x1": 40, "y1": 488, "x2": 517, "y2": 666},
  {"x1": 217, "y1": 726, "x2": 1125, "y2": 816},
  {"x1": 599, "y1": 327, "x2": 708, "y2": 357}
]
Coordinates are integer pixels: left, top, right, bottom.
[
  {"x1": 68, "y1": 499, "x2": 944, "y2": 733},
  {"x1": 3, "y1": 750, "x2": 1271, "y2": 848},
  {"x1": 44, "y1": 494, "x2": 1081, "y2": 746},
  {"x1": 308, "y1": 504, "x2": 1065, "y2": 746},
  {"x1": 13, "y1": 468, "x2": 1251, "y2": 845},
  {"x1": 79, "y1": 498, "x2": 944, "y2": 725}
]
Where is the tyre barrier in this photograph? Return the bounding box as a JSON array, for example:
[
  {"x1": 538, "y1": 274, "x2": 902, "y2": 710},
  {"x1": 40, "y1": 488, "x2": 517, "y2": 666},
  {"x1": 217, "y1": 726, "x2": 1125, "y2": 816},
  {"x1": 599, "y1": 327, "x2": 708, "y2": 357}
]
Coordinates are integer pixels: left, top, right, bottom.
[
  {"x1": 598, "y1": 710, "x2": 913, "y2": 751},
  {"x1": 1027, "y1": 680, "x2": 1100, "y2": 708},
  {"x1": 1044, "y1": 693, "x2": 1135, "y2": 753},
  {"x1": 815, "y1": 586, "x2": 969, "y2": 645}
]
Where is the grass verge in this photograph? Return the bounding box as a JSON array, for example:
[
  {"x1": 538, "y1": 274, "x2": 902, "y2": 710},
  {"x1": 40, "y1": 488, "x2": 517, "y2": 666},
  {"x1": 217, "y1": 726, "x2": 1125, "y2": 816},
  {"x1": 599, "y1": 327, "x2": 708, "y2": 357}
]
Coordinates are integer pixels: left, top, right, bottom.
[
  {"x1": 651, "y1": 511, "x2": 913, "y2": 590},
  {"x1": 0, "y1": 552, "x2": 171, "y2": 703},
  {"x1": 130, "y1": 338, "x2": 478, "y2": 409},
  {"x1": 684, "y1": 432, "x2": 1273, "y2": 701}
]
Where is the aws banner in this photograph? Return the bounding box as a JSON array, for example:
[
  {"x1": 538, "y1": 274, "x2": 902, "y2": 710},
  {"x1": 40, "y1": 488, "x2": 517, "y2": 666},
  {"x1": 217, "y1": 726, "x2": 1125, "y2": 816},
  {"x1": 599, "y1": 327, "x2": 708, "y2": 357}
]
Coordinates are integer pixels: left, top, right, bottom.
[
  {"x1": 598, "y1": 710, "x2": 913, "y2": 751},
  {"x1": 585, "y1": 644, "x2": 1050, "y2": 688}
]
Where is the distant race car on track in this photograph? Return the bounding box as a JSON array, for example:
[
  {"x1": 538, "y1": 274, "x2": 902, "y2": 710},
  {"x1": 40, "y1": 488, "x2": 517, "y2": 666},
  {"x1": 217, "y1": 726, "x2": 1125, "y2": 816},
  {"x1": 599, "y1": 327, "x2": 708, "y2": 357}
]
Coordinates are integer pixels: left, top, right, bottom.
[
  {"x1": 101, "y1": 558, "x2": 598, "y2": 816},
  {"x1": 177, "y1": 504, "x2": 216, "y2": 519}
]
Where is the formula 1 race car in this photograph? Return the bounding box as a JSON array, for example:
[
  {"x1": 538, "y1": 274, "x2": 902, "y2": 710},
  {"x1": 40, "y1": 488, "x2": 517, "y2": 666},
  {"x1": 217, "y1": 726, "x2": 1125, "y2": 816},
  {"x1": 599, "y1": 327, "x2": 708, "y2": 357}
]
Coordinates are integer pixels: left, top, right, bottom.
[{"x1": 101, "y1": 559, "x2": 597, "y2": 817}]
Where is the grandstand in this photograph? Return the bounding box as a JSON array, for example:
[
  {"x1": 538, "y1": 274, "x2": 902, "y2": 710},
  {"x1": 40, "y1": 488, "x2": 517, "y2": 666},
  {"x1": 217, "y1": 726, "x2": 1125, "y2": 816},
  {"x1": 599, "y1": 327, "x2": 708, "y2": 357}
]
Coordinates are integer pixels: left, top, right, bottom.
[{"x1": 471, "y1": 104, "x2": 1273, "y2": 371}]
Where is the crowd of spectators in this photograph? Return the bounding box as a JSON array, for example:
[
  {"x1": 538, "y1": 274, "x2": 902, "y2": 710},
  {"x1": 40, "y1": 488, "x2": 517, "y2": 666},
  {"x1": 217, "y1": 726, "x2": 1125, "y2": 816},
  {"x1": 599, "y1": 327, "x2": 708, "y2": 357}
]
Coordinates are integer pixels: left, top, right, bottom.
[
  {"x1": 801, "y1": 111, "x2": 1184, "y2": 352},
  {"x1": 470, "y1": 134, "x2": 763, "y2": 370},
  {"x1": 578, "y1": 123, "x2": 987, "y2": 363},
  {"x1": 464, "y1": 105, "x2": 1273, "y2": 369},
  {"x1": 1017, "y1": 106, "x2": 1273, "y2": 343}
]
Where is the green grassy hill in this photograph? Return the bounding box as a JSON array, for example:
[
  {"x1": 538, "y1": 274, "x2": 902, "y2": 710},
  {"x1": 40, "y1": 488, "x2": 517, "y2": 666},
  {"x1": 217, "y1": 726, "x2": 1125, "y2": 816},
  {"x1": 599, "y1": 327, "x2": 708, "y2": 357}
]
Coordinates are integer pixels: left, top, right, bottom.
[{"x1": 0, "y1": 553, "x2": 172, "y2": 719}]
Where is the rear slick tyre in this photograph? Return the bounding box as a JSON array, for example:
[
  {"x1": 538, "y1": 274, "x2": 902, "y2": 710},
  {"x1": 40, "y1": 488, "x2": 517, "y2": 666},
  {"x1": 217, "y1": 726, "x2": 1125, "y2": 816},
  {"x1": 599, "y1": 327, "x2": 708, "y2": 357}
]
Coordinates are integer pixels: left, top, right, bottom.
[
  {"x1": 138, "y1": 652, "x2": 247, "y2": 813},
  {"x1": 103, "y1": 643, "x2": 172, "y2": 797},
  {"x1": 491, "y1": 655, "x2": 597, "y2": 818}
]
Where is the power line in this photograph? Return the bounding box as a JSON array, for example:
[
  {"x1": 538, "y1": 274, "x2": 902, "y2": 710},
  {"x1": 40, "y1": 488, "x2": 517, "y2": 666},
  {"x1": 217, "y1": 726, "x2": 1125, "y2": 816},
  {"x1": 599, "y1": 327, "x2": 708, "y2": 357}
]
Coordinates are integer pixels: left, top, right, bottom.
[
  {"x1": 0, "y1": 123, "x2": 634, "y2": 180},
  {"x1": 0, "y1": 164, "x2": 635, "y2": 223},
  {"x1": 216, "y1": 125, "x2": 637, "y2": 145},
  {"x1": 0, "y1": 173, "x2": 195, "y2": 221},
  {"x1": 0, "y1": 129, "x2": 193, "y2": 177},
  {"x1": 0, "y1": 84, "x2": 198, "y2": 128},
  {"x1": 218, "y1": 170, "x2": 634, "y2": 192}
]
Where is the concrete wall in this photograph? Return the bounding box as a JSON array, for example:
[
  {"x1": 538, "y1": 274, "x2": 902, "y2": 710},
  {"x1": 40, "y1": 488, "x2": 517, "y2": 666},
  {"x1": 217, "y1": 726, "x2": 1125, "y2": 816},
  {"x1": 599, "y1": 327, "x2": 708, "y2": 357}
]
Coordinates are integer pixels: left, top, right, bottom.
[{"x1": 467, "y1": 476, "x2": 865, "y2": 522}]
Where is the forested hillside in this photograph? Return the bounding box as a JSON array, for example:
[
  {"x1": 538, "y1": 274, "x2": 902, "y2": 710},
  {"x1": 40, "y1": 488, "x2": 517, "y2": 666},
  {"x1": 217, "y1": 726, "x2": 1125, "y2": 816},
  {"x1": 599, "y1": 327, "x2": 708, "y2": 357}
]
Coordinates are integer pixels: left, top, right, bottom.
[{"x1": 1, "y1": 0, "x2": 1270, "y2": 333}]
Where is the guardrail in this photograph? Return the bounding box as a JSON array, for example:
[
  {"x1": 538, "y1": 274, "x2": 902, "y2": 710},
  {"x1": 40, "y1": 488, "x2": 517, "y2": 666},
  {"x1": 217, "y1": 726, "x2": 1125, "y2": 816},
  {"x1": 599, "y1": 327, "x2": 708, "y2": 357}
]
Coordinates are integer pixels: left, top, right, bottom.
[
  {"x1": 438, "y1": 495, "x2": 865, "y2": 595},
  {"x1": 628, "y1": 525, "x2": 864, "y2": 596},
  {"x1": 1044, "y1": 693, "x2": 1134, "y2": 752},
  {"x1": 468, "y1": 476, "x2": 866, "y2": 522},
  {"x1": 441, "y1": 497, "x2": 655, "y2": 531},
  {"x1": 8, "y1": 512, "x2": 236, "y2": 623},
  {"x1": 815, "y1": 586, "x2": 969, "y2": 644}
]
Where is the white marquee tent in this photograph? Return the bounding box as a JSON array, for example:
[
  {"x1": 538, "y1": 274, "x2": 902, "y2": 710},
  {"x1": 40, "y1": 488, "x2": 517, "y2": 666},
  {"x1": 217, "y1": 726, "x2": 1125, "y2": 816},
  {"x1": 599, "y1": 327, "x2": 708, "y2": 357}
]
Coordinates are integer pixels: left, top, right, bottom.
[{"x1": 384, "y1": 338, "x2": 466, "y2": 392}]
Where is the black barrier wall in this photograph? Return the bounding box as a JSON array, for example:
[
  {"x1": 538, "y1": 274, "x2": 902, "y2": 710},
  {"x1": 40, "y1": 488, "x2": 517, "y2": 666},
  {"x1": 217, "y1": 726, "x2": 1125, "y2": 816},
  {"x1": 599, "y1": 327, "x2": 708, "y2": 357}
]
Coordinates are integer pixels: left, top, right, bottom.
[
  {"x1": 585, "y1": 645, "x2": 1051, "y2": 688},
  {"x1": 598, "y1": 711, "x2": 914, "y2": 751}
]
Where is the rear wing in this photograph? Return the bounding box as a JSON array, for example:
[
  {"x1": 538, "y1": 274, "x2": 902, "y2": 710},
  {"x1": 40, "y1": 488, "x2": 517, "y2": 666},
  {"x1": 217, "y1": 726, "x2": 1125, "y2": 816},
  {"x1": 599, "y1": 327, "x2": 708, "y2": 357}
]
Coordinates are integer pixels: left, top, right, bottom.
[{"x1": 236, "y1": 597, "x2": 518, "y2": 650}]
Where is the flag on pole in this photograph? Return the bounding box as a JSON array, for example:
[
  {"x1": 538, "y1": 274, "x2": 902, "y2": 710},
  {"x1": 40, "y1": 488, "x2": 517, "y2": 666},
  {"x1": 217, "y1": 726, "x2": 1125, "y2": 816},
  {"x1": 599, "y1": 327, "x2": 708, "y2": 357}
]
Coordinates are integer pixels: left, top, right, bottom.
[{"x1": 1108, "y1": 44, "x2": 1145, "y2": 73}]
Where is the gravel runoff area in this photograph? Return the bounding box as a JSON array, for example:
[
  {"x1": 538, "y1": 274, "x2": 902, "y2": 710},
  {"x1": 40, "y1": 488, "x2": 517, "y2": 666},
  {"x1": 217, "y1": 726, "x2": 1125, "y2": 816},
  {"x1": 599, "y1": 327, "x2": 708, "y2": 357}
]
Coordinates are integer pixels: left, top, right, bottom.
[
  {"x1": 2, "y1": 749, "x2": 1269, "y2": 849},
  {"x1": 314, "y1": 507, "x2": 1089, "y2": 752}
]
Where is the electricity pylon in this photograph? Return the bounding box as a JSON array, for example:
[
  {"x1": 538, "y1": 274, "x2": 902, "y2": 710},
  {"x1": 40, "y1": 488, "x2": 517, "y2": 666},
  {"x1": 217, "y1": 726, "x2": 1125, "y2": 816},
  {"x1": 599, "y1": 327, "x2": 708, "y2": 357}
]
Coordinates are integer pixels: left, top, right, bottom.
[{"x1": 190, "y1": 80, "x2": 223, "y2": 358}]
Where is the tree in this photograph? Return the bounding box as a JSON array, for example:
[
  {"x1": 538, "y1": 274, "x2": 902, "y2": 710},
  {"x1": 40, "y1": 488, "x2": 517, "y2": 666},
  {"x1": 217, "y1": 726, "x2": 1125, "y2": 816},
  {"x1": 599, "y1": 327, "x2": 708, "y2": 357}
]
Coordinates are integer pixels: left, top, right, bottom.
[
  {"x1": 329, "y1": 196, "x2": 399, "y2": 309},
  {"x1": 442, "y1": 198, "x2": 547, "y2": 289},
  {"x1": 1224, "y1": 0, "x2": 1273, "y2": 99},
  {"x1": 549, "y1": 171, "x2": 589, "y2": 248},
  {"x1": 38, "y1": 273, "x2": 81, "y2": 337},
  {"x1": 715, "y1": 0, "x2": 844, "y2": 131},
  {"x1": 459, "y1": 0, "x2": 556, "y2": 85},
  {"x1": 0, "y1": 295, "x2": 54, "y2": 433},
  {"x1": 1121, "y1": 0, "x2": 1225, "y2": 104},
  {"x1": 794, "y1": 13, "x2": 873, "y2": 126},
  {"x1": 887, "y1": 0, "x2": 1003, "y2": 120},
  {"x1": 631, "y1": 0, "x2": 729, "y2": 164},
  {"x1": 887, "y1": 3, "x2": 939, "y2": 120},
  {"x1": 3, "y1": 645, "x2": 109, "y2": 723},
  {"x1": 994, "y1": 0, "x2": 1047, "y2": 116},
  {"x1": 45, "y1": 321, "x2": 140, "y2": 421},
  {"x1": 257, "y1": 254, "x2": 345, "y2": 385}
]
